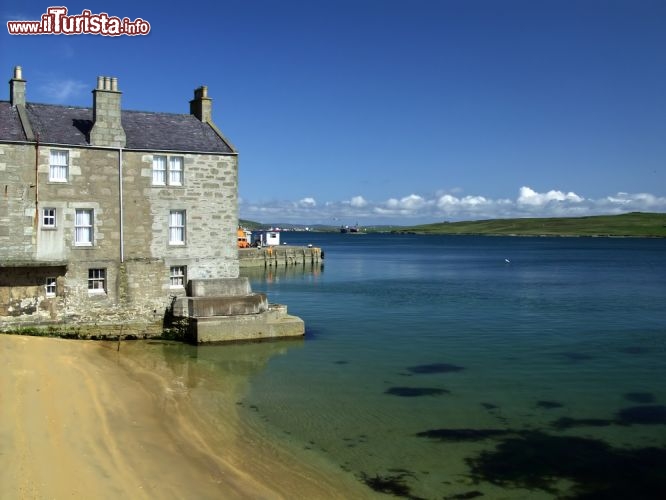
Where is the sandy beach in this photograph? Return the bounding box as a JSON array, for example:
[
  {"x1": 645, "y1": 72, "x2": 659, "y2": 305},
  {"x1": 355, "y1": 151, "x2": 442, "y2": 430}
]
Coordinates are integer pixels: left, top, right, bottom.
[{"x1": 0, "y1": 334, "x2": 372, "y2": 499}]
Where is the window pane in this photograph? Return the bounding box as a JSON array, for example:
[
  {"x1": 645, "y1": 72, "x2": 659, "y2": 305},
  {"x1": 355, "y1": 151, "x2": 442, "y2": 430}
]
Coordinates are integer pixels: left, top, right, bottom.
[
  {"x1": 45, "y1": 277, "x2": 56, "y2": 296},
  {"x1": 49, "y1": 150, "x2": 68, "y2": 182},
  {"x1": 153, "y1": 156, "x2": 167, "y2": 185},
  {"x1": 42, "y1": 208, "x2": 56, "y2": 227},
  {"x1": 170, "y1": 266, "x2": 186, "y2": 287},
  {"x1": 75, "y1": 209, "x2": 93, "y2": 245},
  {"x1": 88, "y1": 269, "x2": 106, "y2": 292},
  {"x1": 168, "y1": 211, "x2": 185, "y2": 244},
  {"x1": 169, "y1": 157, "x2": 183, "y2": 185}
]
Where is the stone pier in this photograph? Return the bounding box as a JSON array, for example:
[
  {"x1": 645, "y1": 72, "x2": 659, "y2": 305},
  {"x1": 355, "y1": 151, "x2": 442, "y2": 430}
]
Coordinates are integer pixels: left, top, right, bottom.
[
  {"x1": 172, "y1": 277, "x2": 304, "y2": 343},
  {"x1": 239, "y1": 245, "x2": 323, "y2": 267}
]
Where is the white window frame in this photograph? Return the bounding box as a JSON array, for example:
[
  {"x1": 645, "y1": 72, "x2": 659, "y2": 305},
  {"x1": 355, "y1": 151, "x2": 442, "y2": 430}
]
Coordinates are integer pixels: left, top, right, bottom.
[
  {"x1": 169, "y1": 266, "x2": 187, "y2": 288},
  {"x1": 42, "y1": 207, "x2": 57, "y2": 229},
  {"x1": 49, "y1": 150, "x2": 69, "y2": 182},
  {"x1": 169, "y1": 156, "x2": 183, "y2": 186},
  {"x1": 153, "y1": 155, "x2": 184, "y2": 186},
  {"x1": 74, "y1": 209, "x2": 94, "y2": 247},
  {"x1": 45, "y1": 277, "x2": 56, "y2": 297},
  {"x1": 152, "y1": 155, "x2": 167, "y2": 185},
  {"x1": 88, "y1": 268, "x2": 106, "y2": 294},
  {"x1": 168, "y1": 210, "x2": 186, "y2": 245}
]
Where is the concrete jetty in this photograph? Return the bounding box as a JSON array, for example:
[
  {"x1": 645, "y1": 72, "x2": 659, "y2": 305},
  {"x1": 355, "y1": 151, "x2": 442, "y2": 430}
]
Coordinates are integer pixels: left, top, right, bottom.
[
  {"x1": 172, "y1": 277, "x2": 304, "y2": 343},
  {"x1": 239, "y1": 245, "x2": 323, "y2": 267}
]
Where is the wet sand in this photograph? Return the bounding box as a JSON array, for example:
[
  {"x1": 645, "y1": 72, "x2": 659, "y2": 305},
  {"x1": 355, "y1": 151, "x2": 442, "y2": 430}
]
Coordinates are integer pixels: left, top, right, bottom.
[{"x1": 0, "y1": 335, "x2": 373, "y2": 499}]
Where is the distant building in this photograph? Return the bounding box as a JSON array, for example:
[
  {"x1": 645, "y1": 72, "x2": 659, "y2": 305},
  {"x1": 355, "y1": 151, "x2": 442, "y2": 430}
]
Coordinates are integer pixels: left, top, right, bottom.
[
  {"x1": 0, "y1": 66, "x2": 239, "y2": 335},
  {"x1": 253, "y1": 230, "x2": 280, "y2": 247}
]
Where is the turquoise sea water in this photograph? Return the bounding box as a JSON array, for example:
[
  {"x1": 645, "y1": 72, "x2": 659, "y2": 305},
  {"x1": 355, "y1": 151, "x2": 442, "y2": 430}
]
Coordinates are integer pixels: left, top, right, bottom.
[
  {"x1": 146, "y1": 234, "x2": 666, "y2": 498},
  {"x1": 240, "y1": 234, "x2": 666, "y2": 499}
]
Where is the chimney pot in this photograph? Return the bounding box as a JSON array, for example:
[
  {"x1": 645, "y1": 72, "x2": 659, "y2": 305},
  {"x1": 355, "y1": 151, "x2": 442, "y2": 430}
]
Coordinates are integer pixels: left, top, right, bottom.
[
  {"x1": 90, "y1": 74, "x2": 126, "y2": 147},
  {"x1": 9, "y1": 65, "x2": 27, "y2": 106},
  {"x1": 190, "y1": 85, "x2": 212, "y2": 122}
]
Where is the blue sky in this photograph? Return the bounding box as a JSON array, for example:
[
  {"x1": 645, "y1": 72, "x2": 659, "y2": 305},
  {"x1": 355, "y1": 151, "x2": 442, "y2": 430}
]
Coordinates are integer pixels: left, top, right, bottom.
[{"x1": 2, "y1": 0, "x2": 665, "y2": 225}]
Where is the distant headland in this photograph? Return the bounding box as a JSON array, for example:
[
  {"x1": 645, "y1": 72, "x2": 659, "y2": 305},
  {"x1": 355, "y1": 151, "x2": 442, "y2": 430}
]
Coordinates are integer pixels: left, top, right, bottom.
[{"x1": 241, "y1": 212, "x2": 666, "y2": 238}]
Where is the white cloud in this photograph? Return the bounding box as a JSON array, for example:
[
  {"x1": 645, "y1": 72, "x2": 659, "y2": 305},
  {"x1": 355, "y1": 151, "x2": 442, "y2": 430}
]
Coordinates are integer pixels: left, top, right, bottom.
[
  {"x1": 517, "y1": 186, "x2": 584, "y2": 206},
  {"x1": 240, "y1": 186, "x2": 666, "y2": 225},
  {"x1": 40, "y1": 79, "x2": 87, "y2": 103},
  {"x1": 297, "y1": 197, "x2": 317, "y2": 208},
  {"x1": 350, "y1": 195, "x2": 367, "y2": 208}
]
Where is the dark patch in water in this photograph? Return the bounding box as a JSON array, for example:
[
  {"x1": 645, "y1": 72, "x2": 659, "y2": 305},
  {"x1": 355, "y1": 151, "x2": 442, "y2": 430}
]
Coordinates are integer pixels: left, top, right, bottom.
[
  {"x1": 359, "y1": 472, "x2": 422, "y2": 499},
  {"x1": 415, "y1": 428, "x2": 512, "y2": 442},
  {"x1": 386, "y1": 387, "x2": 449, "y2": 397},
  {"x1": 536, "y1": 400, "x2": 564, "y2": 409},
  {"x1": 624, "y1": 392, "x2": 656, "y2": 404},
  {"x1": 617, "y1": 405, "x2": 666, "y2": 425},
  {"x1": 619, "y1": 346, "x2": 649, "y2": 355},
  {"x1": 406, "y1": 362, "x2": 464, "y2": 374},
  {"x1": 333, "y1": 360, "x2": 349, "y2": 365},
  {"x1": 558, "y1": 351, "x2": 594, "y2": 362},
  {"x1": 444, "y1": 492, "x2": 484, "y2": 499},
  {"x1": 481, "y1": 402, "x2": 498, "y2": 410},
  {"x1": 466, "y1": 431, "x2": 666, "y2": 498},
  {"x1": 550, "y1": 417, "x2": 614, "y2": 430}
]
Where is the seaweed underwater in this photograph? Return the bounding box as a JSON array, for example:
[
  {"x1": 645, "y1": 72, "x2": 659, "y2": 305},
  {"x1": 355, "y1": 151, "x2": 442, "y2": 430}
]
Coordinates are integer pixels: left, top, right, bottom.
[{"x1": 414, "y1": 402, "x2": 666, "y2": 499}]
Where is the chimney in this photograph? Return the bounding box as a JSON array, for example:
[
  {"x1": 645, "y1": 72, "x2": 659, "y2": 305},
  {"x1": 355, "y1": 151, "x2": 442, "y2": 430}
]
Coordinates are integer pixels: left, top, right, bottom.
[
  {"x1": 190, "y1": 85, "x2": 212, "y2": 122},
  {"x1": 90, "y1": 75, "x2": 126, "y2": 147},
  {"x1": 9, "y1": 66, "x2": 26, "y2": 106}
]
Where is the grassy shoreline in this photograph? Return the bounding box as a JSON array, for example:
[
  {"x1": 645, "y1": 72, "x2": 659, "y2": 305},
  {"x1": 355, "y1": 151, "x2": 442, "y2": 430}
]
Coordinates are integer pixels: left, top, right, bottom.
[{"x1": 392, "y1": 212, "x2": 666, "y2": 238}]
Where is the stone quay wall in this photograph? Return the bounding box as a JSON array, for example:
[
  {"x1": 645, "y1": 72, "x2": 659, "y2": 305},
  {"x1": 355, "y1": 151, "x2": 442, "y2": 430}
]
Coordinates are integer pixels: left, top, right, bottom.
[{"x1": 238, "y1": 246, "x2": 323, "y2": 268}]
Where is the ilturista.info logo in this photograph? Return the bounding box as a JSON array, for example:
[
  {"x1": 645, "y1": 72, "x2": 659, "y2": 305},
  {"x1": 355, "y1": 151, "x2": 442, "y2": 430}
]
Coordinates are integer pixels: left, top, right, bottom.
[{"x1": 7, "y1": 6, "x2": 151, "y2": 36}]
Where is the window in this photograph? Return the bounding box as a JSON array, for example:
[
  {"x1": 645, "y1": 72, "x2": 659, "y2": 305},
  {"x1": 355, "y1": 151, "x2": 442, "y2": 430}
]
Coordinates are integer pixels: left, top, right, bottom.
[
  {"x1": 42, "y1": 208, "x2": 56, "y2": 228},
  {"x1": 153, "y1": 155, "x2": 184, "y2": 186},
  {"x1": 88, "y1": 269, "x2": 106, "y2": 293},
  {"x1": 152, "y1": 155, "x2": 167, "y2": 185},
  {"x1": 169, "y1": 157, "x2": 183, "y2": 185},
  {"x1": 49, "y1": 150, "x2": 68, "y2": 182},
  {"x1": 45, "y1": 277, "x2": 56, "y2": 297},
  {"x1": 75, "y1": 209, "x2": 93, "y2": 246},
  {"x1": 168, "y1": 210, "x2": 185, "y2": 245},
  {"x1": 170, "y1": 266, "x2": 186, "y2": 287}
]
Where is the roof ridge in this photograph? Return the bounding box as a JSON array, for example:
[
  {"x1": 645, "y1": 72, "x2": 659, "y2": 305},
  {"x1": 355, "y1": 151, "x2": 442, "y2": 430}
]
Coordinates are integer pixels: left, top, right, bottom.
[{"x1": 24, "y1": 101, "x2": 191, "y2": 117}]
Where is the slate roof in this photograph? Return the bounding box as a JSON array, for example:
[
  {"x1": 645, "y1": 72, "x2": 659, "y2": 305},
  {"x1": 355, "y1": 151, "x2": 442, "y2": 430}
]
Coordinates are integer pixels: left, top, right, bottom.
[
  {"x1": 0, "y1": 101, "x2": 235, "y2": 154},
  {"x1": 0, "y1": 102, "x2": 25, "y2": 142}
]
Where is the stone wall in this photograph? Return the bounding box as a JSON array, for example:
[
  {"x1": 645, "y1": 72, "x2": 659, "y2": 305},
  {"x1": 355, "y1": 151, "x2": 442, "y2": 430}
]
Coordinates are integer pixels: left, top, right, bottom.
[
  {"x1": 0, "y1": 143, "x2": 36, "y2": 258},
  {"x1": 0, "y1": 141, "x2": 238, "y2": 335}
]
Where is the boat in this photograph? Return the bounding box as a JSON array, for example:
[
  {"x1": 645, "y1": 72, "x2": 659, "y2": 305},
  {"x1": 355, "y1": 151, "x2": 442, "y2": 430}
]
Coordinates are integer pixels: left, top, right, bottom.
[{"x1": 340, "y1": 224, "x2": 362, "y2": 234}]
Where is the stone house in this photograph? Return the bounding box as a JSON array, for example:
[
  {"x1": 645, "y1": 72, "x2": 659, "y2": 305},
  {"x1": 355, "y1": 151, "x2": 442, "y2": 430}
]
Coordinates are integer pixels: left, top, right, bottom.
[{"x1": 0, "y1": 66, "x2": 239, "y2": 336}]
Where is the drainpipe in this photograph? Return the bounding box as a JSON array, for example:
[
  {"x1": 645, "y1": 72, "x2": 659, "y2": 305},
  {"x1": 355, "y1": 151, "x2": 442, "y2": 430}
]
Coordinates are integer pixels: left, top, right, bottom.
[
  {"x1": 118, "y1": 147, "x2": 124, "y2": 263},
  {"x1": 34, "y1": 133, "x2": 40, "y2": 236}
]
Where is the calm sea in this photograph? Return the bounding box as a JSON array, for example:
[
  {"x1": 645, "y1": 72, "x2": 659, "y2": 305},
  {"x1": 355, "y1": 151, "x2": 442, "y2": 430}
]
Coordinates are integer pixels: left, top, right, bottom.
[{"x1": 147, "y1": 234, "x2": 666, "y2": 498}]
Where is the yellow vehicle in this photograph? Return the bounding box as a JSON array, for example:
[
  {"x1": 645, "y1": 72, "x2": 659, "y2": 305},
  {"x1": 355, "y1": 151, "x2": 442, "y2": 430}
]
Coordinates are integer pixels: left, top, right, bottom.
[{"x1": 237, "y1": 227, "x2": 251, "y2": 248}]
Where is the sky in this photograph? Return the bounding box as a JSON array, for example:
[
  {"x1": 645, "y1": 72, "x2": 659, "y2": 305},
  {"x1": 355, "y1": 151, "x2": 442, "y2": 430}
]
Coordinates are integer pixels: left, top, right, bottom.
[{"x1": 2, "y1": 0, "x2": 665, "y2": 225}]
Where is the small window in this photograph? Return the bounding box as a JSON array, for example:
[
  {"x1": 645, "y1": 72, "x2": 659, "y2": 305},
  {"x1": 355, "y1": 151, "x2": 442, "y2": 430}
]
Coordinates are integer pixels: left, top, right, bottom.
[
  {"x1": 88, "y1": 269, "x2": 106, "y2": 293},
  {"x1": 42, "y1": 208, "x2": 56, "y2": 228},
  {"x1": 153, "y1": 155, "x2": 184, "y2": 186},
  {"x1": 45, "y1": 277, "x2": 56, "y2": 297},
  {"x1": 169, "y1": 266, "x2": 186, "y2": 287},
  {"x1": 168, "y1": 210, "x2": 185, "y2": 245},
  {"x1": 75, "y1": 209, "x2": 94, "y2": 246},
  {"x1": 49, "y1": 150, "x2": 68, "y2": 182}
]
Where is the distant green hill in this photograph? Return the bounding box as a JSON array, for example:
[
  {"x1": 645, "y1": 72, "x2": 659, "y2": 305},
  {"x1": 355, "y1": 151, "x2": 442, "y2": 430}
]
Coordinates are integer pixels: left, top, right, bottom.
[{"x1": 396, "y1": 212, "x2": 666, "y2": 237}]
